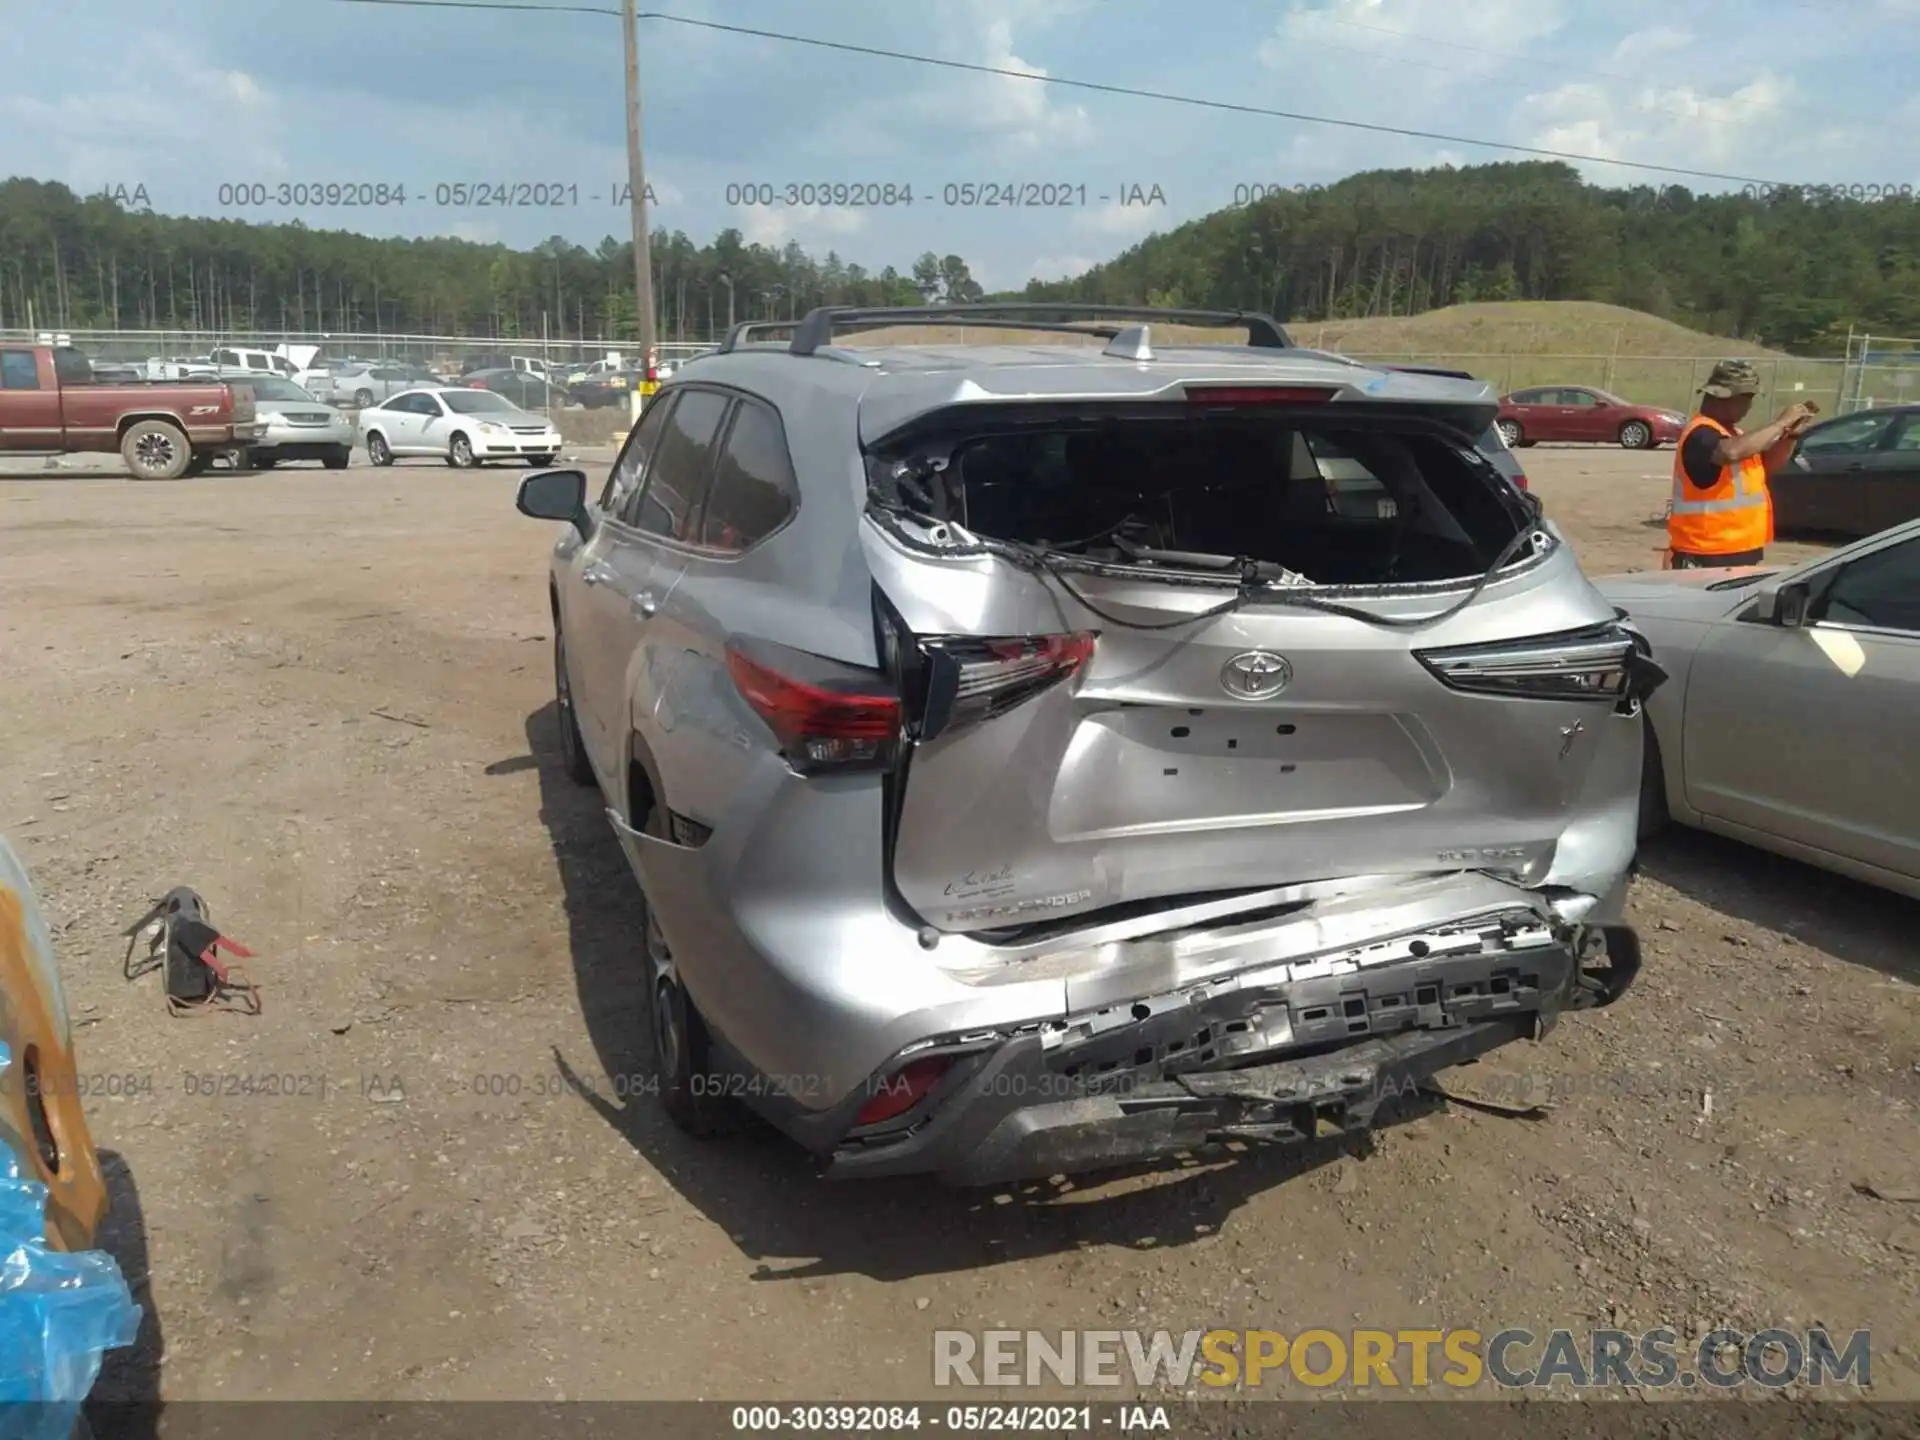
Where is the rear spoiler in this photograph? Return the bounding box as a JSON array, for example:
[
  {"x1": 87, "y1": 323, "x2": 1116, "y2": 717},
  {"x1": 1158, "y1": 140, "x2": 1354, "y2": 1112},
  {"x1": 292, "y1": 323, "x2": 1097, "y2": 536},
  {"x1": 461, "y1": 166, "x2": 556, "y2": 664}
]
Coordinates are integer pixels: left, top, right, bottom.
[{"x1": 862, "y1": 383, "x2": 1503, "y2": 452}]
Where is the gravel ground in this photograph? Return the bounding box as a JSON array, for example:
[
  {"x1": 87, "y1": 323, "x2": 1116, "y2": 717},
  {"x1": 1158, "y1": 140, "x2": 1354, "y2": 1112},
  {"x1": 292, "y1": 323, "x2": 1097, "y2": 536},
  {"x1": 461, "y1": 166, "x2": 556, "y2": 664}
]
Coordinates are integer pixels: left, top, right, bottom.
[{"x1": 1, "y1": 443, "x2": 1914, "y2": 1413}]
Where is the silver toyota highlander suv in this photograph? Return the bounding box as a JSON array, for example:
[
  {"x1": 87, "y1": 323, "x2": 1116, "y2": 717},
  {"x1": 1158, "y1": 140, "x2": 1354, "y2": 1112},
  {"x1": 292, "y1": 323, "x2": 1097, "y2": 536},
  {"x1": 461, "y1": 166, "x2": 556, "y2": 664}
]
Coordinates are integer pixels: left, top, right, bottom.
[{"x1": 516, "y1": 304, "x2": 1659, "y2": 1187}]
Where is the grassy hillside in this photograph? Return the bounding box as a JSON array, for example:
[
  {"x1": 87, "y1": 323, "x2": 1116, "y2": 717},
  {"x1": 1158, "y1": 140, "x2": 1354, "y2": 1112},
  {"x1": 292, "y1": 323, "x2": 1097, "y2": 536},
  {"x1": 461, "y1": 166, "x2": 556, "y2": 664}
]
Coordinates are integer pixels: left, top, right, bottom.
[{"x1": 1289, "y1": 301, "x2": 1793, "y2": 359}]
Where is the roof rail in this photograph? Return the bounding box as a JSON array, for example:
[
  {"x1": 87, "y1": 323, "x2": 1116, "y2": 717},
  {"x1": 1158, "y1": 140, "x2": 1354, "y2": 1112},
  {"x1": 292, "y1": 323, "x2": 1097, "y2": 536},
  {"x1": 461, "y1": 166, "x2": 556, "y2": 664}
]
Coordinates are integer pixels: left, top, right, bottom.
[
  {"x1": 780, "y1": 303, "x2": 1293, "y2": 356},
  {"x1": 716, "y1": 319, "x2": 802, "y2": 354}
]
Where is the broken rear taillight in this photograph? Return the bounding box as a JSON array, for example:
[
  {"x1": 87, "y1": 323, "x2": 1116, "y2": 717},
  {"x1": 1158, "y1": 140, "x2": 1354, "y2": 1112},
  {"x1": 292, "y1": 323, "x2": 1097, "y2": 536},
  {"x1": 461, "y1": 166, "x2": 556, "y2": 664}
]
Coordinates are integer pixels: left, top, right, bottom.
[
  {"x1": 916, "y1": 632, "x2": 1096, "y2": 742},
  {"x1": 1415, "y1": 622, "x2": 1663, "y2": 708},
  {"x1": 724, "y1": 637, "x2": 902, "y2": 775}
]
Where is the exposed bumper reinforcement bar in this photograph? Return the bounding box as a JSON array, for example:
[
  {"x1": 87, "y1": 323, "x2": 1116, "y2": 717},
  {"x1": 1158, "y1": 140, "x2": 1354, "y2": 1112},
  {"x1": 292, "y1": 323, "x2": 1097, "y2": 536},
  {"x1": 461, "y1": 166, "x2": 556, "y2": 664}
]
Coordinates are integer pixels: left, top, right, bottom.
[{"x1": 830, "y1": 919, "x2": 1635, "y2": 1187}]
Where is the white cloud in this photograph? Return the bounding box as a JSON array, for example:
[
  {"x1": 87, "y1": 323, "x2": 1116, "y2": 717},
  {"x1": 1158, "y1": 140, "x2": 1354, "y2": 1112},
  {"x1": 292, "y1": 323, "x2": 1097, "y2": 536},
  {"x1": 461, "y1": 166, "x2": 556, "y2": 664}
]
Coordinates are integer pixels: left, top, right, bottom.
[
  {"x1": 1523, "y1": 72, "x2": 1795, "y2": 171},
  {"x1": 737, "y1": 203, "x2": 869, "y2": 249},
  {"x1": 0, "y1": 34, "x2": 290, "y2": 198},
  {"x1": 1074, "y1": 201, "x2": 1165, "y2": 241},
  {"x1": 1262, "y1": 0, "x2": 1572, "y2": 76},
  {"x1": 1026, "y1": 253, "x2": 1098, "y2": 281},
  {"x1": 225, "y1": 71, "x2": 265, "y2": 107},
  {"x1": 1610, "y1": 25, "x2": 1690, "y2": 62}
]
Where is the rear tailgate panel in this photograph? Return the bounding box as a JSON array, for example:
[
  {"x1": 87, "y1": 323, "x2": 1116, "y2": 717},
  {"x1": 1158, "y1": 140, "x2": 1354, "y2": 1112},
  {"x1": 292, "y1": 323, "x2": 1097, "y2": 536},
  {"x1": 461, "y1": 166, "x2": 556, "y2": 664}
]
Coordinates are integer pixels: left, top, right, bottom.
[{"x1": 862, "y1": 509, "x2": 1627, "y2": 934}]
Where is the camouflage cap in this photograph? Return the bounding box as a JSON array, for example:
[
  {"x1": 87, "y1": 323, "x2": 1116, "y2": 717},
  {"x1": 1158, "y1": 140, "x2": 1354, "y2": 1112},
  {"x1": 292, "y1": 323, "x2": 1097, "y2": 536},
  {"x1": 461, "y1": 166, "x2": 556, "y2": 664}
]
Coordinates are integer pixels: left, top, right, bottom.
[{"x1": 1702, "y1": 358, "x2": 1762, "y2": 397}]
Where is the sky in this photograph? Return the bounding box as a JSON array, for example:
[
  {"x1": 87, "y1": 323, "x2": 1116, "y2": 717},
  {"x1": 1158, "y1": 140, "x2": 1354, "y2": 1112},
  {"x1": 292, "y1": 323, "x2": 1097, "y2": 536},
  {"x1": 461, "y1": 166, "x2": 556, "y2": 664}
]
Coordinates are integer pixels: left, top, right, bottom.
[{"x1": 6, "y1": 0, "x2": 1918, "y2": 292}]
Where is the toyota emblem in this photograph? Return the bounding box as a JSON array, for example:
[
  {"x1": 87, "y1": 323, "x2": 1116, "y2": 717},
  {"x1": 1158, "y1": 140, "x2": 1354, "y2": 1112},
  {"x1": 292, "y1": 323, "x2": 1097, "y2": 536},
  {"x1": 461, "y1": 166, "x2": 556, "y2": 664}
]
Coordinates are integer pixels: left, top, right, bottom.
[{"x1": 1220, "y1": 650, "x2": 1292, "y2": 699}]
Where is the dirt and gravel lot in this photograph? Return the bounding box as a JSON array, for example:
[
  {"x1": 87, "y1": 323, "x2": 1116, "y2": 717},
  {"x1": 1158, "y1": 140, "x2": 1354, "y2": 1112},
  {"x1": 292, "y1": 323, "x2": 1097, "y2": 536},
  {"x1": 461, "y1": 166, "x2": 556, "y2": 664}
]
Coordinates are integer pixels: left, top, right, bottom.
[{"x1": 1, "y1": 444, "x2": 1915, "y2": 1412}]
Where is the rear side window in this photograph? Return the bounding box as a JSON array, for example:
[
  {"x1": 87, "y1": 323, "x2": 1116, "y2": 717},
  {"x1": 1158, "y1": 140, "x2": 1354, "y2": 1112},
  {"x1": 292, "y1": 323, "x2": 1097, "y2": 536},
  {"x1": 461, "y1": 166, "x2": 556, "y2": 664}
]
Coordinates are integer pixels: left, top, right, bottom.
[
  {"x1": 601, "y1": 391, "x2": 676, "y2": 512},
  {"x1": 1, "y1": 351, "x2": 39, "y2": 389},
  {"x1": 628, "y1": 389, "x2": 729, "y2": 540},
  {"x1": 52, "y1": 348, "x2": 94, "y2": 386},
  {"x1": 699, "y1": 400, "x2": 798, "y2": 551}
]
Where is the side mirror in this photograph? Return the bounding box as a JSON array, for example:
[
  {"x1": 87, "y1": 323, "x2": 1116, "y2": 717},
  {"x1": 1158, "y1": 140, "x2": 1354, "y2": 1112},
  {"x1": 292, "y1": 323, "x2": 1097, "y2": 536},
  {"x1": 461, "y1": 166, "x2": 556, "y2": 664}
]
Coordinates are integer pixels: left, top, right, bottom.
[
  {"x1": 1753, "y1": 579, "x2": 1811, "y2": 627},
  {"x1": 517, "y1": 468, "x2": 591, "y2": 539}
]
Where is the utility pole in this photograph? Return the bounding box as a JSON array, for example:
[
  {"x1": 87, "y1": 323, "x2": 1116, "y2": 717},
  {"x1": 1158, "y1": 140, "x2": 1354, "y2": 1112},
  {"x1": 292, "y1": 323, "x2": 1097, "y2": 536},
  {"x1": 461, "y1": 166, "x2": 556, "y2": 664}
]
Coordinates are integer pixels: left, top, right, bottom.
[{"x1": 622, "y1": 0, "x2": 656, "y2": 365}]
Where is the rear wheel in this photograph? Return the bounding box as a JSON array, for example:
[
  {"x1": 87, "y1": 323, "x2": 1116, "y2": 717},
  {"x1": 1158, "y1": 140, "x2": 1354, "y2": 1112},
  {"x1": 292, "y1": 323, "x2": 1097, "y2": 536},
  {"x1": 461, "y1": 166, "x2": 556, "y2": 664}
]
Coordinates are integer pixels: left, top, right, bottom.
[
  {"x1": 353, "y1": 388, "x2": 375, "y2": 409},
  {"x1": 1619, "y1": 420, "x2": 1654, "y2": 449},
  {"x1": 254, "y1": 454, "x2": 280, "y2": 470},
  {"x1": 321, "y1": 448, "x2": 350, "y2": 470},
  {"x1": 366, "y1": 432, "x2": 393, "y2": 467},
  {"x1": 628, "y1": 784, "x2": 732, "y2": 1138},
  {"x1": 1496, "y1": 419, "x2": 1523, "y2": 448},
  {"x1": 120, "y1": 419, "x2": 192, "y2": 480},
  {"x1": 645, "y1": 905, "x2": 732, "y2": 1139},
  {"x1": 182, "y1": 453, "x2": 212, "y2": 478}
]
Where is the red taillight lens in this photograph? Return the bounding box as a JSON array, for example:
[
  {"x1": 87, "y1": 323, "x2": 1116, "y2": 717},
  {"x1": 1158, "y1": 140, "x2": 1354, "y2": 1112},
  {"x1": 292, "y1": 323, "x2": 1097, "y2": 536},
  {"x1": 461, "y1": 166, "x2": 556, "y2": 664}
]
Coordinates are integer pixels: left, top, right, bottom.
[
  {"x1": 1185, "y1": 386, "x2": 1334, "y2": 405},
  {"x1": 854, "y1": 1056, "x2": 952, "y2": 1127},
  {"x1": 917, "y1": 631, "x2": 1095, "y2": 742},
  {"x1": 725, "y1": 639, "x2": 902, "y2": 774},
  {"x1": 1512, "y1": 472, "x2": 1529, "y2": 491}
]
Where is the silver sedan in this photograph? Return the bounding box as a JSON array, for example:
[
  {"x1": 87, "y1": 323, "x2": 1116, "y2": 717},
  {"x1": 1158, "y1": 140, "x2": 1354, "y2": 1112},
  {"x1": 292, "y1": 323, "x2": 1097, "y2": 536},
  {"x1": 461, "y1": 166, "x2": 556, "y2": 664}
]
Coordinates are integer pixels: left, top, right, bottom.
[
  {"x1": 231, "y1": 376, "x2": 357, "y2": 469},
  {"x1": 1596, "y1": 517, "x2": 1920, "y2": 898}
]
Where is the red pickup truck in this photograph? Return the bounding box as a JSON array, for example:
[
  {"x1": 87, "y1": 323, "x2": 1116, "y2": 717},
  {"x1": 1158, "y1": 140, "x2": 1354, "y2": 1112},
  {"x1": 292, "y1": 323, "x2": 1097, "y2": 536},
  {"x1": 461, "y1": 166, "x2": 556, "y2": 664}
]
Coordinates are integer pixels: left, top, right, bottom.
[{"x1": 0, "y1": 344, "x2": 263, "y2": 479}]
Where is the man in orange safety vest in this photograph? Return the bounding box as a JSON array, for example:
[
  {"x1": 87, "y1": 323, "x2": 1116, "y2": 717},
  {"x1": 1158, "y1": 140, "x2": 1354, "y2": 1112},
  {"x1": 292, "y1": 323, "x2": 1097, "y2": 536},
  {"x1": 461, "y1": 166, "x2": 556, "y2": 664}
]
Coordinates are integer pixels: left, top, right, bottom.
[{"x1": 1668, "y1": 358, "x2": 1819, "y2": 568}]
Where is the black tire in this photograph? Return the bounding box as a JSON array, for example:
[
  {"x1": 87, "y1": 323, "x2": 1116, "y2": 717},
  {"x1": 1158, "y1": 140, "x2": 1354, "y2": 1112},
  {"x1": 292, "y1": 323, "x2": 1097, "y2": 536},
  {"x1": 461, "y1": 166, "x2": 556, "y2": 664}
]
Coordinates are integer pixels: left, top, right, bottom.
[
  {"x1": 366, "y1": 432, "x2": 394, "y2": 467},
  {"x1": 525, "y1": 453, "x2": 557, "y2": 467},
  {"x1": 1638, "y1": 718, "x2": 1670, "y2": 841},
  {"x1": 226, "y1": 446, "x2": 255, "y2": 473},
  {"x1": 1619, "y1": 420, "x2": 1654, "y2": 450},
  {"x1": 651, "y1": 967, "x2": 732, "y2": 1139},
  {"x1": 1496, "y1": 419, "x2": 1523, "y2": 449},
  {"x1": 254, "y1": 454, "x2": 280, "y2": 470},
  {"x1": 553, "y1": 627, "x2": 597, "y2": 787},
  {"x1": 182, "y1": 453, "x2": 213, "y2": 478},
  {"x1": 448, "y1": 433, "x2": 478, "y2": 469},
  {"x1": 353, "y1": 388, "x2": 375, "y2": 409},
  {"x1": 321, "y1": 448, "x2": 350, "y2": 470},
  {"x1": 120, "y1": 419, "x2": 192, "y2": 480},
  {"x1": 628, "y1": 784, "x2": 732, "y2": 1138}
]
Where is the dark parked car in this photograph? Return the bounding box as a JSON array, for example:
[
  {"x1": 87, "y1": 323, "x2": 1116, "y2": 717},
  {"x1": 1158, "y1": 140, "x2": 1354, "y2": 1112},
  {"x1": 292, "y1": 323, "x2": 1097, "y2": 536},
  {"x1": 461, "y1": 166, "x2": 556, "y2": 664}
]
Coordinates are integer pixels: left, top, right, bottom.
[
  {"x1": 465, "y1": 367, "x2": 568, "y2": 409},
  {"x1": 1773, "y1": 404, "x2": 1920, "y2": 538},
  {"x1": 569, "y1": 369, "x2": 644, "y2": 409},
  {"x1": 1496, "y1": 386, "x2": 1687, "y2": 450}
]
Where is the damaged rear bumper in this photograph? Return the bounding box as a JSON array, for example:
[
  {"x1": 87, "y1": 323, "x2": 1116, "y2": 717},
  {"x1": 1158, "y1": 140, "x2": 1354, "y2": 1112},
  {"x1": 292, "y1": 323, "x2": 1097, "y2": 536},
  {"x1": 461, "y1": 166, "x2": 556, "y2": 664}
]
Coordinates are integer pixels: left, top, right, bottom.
[{"x1": 828, "y1": 914, "x2": 1639, "y2": 1187}]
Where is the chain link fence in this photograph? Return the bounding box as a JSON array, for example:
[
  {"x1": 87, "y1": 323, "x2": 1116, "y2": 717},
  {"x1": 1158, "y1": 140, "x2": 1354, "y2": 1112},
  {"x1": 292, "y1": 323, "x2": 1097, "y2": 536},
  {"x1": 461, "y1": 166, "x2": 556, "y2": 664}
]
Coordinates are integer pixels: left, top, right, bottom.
[
  {"x1": 0, "y1": 328, "x2": 713, "y2": 385},
  {"x1": 3, "y1": 326, "x2": 1856, "y2": 420},
  {"x1": 1838, "y1": 333, "x2": 1920, "y2": 413}
]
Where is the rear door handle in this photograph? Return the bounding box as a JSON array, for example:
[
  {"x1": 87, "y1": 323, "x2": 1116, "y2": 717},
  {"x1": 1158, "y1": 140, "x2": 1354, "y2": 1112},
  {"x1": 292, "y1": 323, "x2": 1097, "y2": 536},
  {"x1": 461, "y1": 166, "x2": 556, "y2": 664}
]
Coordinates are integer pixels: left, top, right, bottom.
[
  {"x1": 632, "y1": 591, "x2": 658, "y2": 618},
  {"x1": 582, "y1": 562, "x2": 616, "y2": 586}
]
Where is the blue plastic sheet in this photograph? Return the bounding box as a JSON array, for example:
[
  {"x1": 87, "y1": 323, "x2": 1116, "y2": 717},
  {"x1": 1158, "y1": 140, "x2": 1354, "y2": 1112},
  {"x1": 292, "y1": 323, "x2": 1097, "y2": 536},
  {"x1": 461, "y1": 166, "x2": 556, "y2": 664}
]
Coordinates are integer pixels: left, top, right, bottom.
[{"x1": 0, "y1": 1039, "x2": 142, "y2": 1440}]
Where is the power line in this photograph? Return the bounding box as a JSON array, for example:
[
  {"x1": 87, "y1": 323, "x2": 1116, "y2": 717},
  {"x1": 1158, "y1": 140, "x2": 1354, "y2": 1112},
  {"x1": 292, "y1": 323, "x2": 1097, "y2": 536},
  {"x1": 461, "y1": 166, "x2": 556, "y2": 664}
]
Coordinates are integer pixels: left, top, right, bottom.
[{"x1": 319, "y1": 0, "x2": 1802, "y2": 189}]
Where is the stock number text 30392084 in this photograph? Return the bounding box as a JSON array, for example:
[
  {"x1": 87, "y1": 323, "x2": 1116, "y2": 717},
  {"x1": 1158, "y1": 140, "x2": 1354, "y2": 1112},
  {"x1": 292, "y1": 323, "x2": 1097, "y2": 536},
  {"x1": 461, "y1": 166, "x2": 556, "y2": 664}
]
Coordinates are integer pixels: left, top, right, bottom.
[{"x1": 214, "y1": 182, "x2": 663, "y2": 210}]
